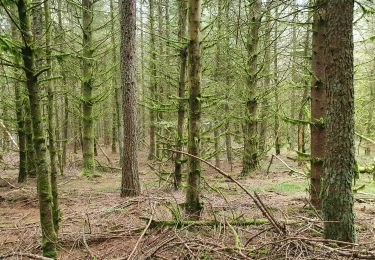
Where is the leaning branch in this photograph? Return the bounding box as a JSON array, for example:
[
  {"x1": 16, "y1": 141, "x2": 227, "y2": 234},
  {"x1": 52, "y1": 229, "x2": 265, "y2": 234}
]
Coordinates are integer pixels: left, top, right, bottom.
[{"x1": 164, "y1": 148, "x2": 286, "y2": 235}]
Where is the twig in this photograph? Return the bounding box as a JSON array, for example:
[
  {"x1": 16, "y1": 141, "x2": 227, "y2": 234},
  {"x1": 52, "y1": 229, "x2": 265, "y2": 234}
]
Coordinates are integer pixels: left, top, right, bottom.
[
  {"x1": 82, "y1": 217, "x2": 95, "y2": 259},
  {"x1": 127, "y1": 204, "x2": 155, "y2": 260}
]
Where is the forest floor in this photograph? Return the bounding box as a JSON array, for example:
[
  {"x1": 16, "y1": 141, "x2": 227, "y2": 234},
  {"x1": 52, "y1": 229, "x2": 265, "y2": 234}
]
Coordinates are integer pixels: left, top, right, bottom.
[{"x1": 1, "y1": 147, "x2": 375, "y2": 259}]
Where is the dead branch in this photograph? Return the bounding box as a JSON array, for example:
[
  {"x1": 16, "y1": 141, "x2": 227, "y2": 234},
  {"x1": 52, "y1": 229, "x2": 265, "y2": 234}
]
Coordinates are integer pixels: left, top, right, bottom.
[
  {"x1": 0, "y1": 119, "x2": 19, "y2": 150},
  {"x1": 127, "y1": 203, "x2": 155, "y2": 260},
  {"x1": 267, "y1": 154, "x2": 306, "y2": 176},
  {"x1": 95, "y1": 138, "x2": 114, "y2": 167},
  {"x1": 165, "y1": 148, "x2": 286, "y2": 235},
  {"x1": 0, "y1": 252, "x2": 52, "y2": 260}
]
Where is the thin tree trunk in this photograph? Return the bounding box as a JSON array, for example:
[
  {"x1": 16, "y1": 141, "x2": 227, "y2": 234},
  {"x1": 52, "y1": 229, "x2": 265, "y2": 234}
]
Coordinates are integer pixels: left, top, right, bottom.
[
  {"x1": 110, "y1": 0, "x2": 117, "y2": 154},
  {"x1": 120, "y1": 0, "x2": 141, "y2": 197},
  {"x1": 185, "y1": 0, "x2": 203, "y2": 218},
  {"x1": 297, "y1": 17, "x2": 311, "y2": 157},
  {"x1": 273, "y1": 5, "x2": 281, "y2": 156},
  {"x1": 242, "y1": 0, "x2": 261, "y2": 176},
  {"x1": 17, "y1": 0, "x2": 58, "y2": 256},
  {"x1": 81, "y1": 0, "x2": 95, "y2": 176},
  {"x1": 174, "y1": 0, "x2": 188, "y2": 190},
  {"x1": 310, "y1": 0, "x2": 327, "y2": 209},
  {"x1": 10, "y1": 15, "x2": 28, "y2": 183},
  {"x1": 148, "y1": 0, "x2": 157, "y2": 160},
  {"x1": 259, "y1": 3, "x2": 272, "y2": 155},
  {"x1": 224, "y1": 1, "x2": 233, "y2": 169},
  {"x1": 289, "y1": 2, "x2": 298, "y2": 150},
  {"x1": 44, "y1": 0, "x2": 60, "y2": 233},
  {"x1": 322, "y1": 0, "x2": 355, "y2": 243}
]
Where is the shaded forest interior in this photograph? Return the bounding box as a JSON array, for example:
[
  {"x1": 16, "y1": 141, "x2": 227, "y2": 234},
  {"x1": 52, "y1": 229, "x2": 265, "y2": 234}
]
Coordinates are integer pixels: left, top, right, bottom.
[{"x1": 1, "y1": 0, "x2": 375, "y2": 259}]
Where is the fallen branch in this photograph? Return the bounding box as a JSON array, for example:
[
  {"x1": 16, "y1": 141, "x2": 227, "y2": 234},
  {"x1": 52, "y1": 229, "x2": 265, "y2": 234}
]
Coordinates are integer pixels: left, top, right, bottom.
[
  {"x1": 0, "y1": 252, "x2": 52, "y2": 260},
  {"x1": 0, "y1": 120, "x2": 19, "y2": 150},
  {"x1": 0, "y1": 176, "x2": 17, "y2": 189},
  {"x1": 355, "y1": 132, "x2": 375, "y2": 145},
  {"x1": 164, "y1": 148, "x2": 286, "y2": 235},
  {"x1": 95, "y1": 138, "x2": 114, "y2": 167},
  {"x1": 127, "y1": 204, "x2": 155, "y2": 260},
  {"x1": 267, "y1": 154, "x2": 306, "y2": 177},
  {"x1": 139, "y1": 217, "x2": 268, "y2": 228}
]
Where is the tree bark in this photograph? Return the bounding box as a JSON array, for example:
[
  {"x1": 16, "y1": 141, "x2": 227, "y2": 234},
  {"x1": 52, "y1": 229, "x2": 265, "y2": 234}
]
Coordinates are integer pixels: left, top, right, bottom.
[
  {"x1": 44, "y1": 0, "x2": 60, "y2": 233},
  {"x1": 185, "y1": 0, "x2": 203, "y2": 217},
  {"x1": 81, "y1": 0, "x2": 95, "y2": 176},
  {"x1": 110, "y1": 0, "x2": 118, "y2": 154},
  {"x1": 310, "y1": 0, "x2": 327, "y2": 209},
  {"x1": 174, "y1": 0, "x2": 188, "y2": 190},
  {"x1": 148, "y1": 0, "x2": 157, "y2": 160},
  {"x1": 120, "y1": 0, "x2": 141, "y2": 197},
  {"x1": 242, "y1": 0, "x2": 261, "y2": 176},
  {"x1": 10, "y1": 14, "x2": 28, "y2": 183},
  {"x1": 17, "y1": 0, "x2": 58, "y2": 256},
  {"x1": 322, "y1": 0, "x2": 355, "y2": 243}
]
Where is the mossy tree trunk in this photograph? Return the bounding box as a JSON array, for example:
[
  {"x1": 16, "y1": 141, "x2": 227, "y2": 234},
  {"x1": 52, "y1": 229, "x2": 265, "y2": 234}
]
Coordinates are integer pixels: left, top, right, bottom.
[
  {"x1": 56, "y1": 0, "x2": 69, "y2": 172},
  {"x1": 16, "y1": 0, "x2": 58, "y2": 257},
  {"x1": 110, "y1": 0, "x2": 118, "y2": 154},
  {"x1": 310, "y1": 0, "x2": 327, "y2": 209},
  {"x1": 242, "y1": 0, "x2": 261, "y2": 176},
  {"x1": 174, "y1": 0, "x2": 188, "y2": 190},
  {"x1": 44, "y1": 0, "x2": 60, "y2": 233},
  {"x1": 148, "y1": 0, "x2": 157, "y2": 160},
  {"x1": 10, "y1": 14, "x2": 28, "y2": 183},
  {"x1": 81, "y1": 0, "x2": 95, "y2": 176},
  {"x1": 185, "y1": 0, "x2": 203, "y2": 218},
  {"x1": 322, "y1": 0, "x2": 355, "y2": 243},
  {"x1": 224, "y1": 2, "x2": 233, "y2": 169},
  {"x1": 120, "y1": 0, "x2": 141, "y2": 197},
  {"x1": 259, "y1": 3, "x2": 272, "y2": 156},
  {"x1": 273, "y1": 5, "x2": 281, "y2": 156}
]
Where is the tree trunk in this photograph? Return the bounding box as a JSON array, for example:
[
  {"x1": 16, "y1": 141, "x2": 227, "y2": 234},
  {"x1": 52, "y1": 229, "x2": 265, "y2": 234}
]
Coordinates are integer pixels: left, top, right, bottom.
[
  {"x1": 174, "y1": 0, "x2": 188, "y2": 190},
  {"x1": 242, "y1": 0, "x2": 261, "y2": 176},
  {"x1": 259, "y1": 3, "x2": 272, "y2": 156},
  {"x1": 17, "y1": 0, "x2": 58, "y2": 256},
  {"x1": 289, "y1": 3, "x2": 298, "y2": 150},
  {"x1": 56, "y1": 0, "x2": 69, "y2": 172},
  {"x1": 185, "y1": 0, "x2": 203, "y2": 217},
  {"x1": 81, "y1": 0, "x2": 95, "y2": 176},
  {"x1": 365, "y1": 67, "x2": 375, "y2": 155},
  {"x1": 273, "y1": 5, "x2": 281, "y2": 156},
  {"x1": 44, "y1": 0, "x2": 60, "y2": 233},
  {"x1": 297, "y1": 12, "x2": 312, "y2": 160},
  {"x1": 148, "y1": 0, "x2": 157, "y2": 160},
  {"x1": 322, "y1": 0, "x2": 355, "y2": 243},
  {"x1": 120, "y1": 0, "x2": 141, "y2": 197},
  {"x1": 310, "y1": 0, "x2": 327, "y2": 209},
  {"x1": 110, "y1": 0, "x2": 118, "y2": 154},
  {"x1": 10, "y1": 14, "x2": 28, "y2": 183},
  {"x1": 224, "y1": 1, "x2": 233, "y2": 169}
]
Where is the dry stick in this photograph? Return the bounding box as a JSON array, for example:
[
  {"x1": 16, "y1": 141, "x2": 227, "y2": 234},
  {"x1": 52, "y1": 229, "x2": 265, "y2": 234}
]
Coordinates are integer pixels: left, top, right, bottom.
[
  {"x1": 0, "y1": 176, "x2": 17, "y2": 189},
  {"x1": 127, "y1": 205, "x2": 155, "y2": 260},
  {"x1": 355, "y1": 132, "x2": 375, "y2": 145},
  {"x1": 165, "y1": 148, "x2": 285, "y2": 235},
  {"x1": 267, "y1": 154, "x2": 306, "y2": 176},
  {"x1": 95, "y1": 138, "x2": 114, "y2": 167},
  {"x1": 0, "y1": 252, "x2": 52, "y2": 260},
  {"x1": 0, "y1": 119, "x2": 19, "y2": 150}
]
